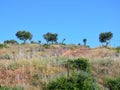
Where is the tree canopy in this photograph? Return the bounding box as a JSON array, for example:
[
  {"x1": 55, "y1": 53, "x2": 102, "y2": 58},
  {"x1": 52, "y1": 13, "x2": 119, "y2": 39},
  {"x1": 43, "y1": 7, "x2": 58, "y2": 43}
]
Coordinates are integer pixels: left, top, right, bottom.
[
  {"x1": 99, "y1": 32, "x2": 113, "y2": 47},
  {"x1": 83, "y1": 38, "x2": 87, "y2": 46},
  {"x1": 16, "y1": 30, "x2": 33, "y2": 44},
  {"x1": 43, "y1": 32, "x2": 58, "y2": 44}
]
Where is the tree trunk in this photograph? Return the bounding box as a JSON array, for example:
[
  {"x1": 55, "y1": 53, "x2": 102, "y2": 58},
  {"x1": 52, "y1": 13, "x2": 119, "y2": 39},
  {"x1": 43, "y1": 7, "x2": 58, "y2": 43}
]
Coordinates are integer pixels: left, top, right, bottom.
[
  {"x1": 84, "y1": 42, "x2": 86, "y2": 46},
  {"x1": 23, "y1": 40, "x2": 26, "y2": 44},
  {"x1": 52, "y1": 41, "x2": 53, "y2": 44}
]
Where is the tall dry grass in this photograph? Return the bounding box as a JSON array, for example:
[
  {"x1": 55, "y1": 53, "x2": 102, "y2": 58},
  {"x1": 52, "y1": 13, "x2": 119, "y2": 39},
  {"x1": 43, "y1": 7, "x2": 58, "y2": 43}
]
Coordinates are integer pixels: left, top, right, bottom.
[{"x1": 0, "y1": 56, "x2": 67, "y2": 90}]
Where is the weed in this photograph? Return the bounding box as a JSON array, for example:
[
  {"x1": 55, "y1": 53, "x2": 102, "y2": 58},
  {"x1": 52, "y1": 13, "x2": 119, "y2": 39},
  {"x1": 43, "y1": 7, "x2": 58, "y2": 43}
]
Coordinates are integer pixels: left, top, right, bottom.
[
  {"x1": 0, "y1": 63, "x2": 4, "y2": 69},
  {"x1": 7, "y1": 62, "x2": 19, "y2": 70},
  {"x1": 3, "y1": 54, "x2": 12, "y2": 60}
]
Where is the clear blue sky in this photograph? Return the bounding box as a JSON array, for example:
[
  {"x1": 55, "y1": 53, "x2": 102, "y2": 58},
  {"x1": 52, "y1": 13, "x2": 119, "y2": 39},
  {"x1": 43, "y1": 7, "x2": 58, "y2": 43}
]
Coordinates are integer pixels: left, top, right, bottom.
[{"x1": 0, "y1": 0, "x2": 120, "y2": 47}]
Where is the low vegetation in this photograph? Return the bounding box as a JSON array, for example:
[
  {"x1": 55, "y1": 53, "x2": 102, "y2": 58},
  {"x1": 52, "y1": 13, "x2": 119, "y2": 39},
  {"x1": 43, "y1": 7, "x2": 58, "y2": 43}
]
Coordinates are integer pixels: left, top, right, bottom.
[
  {"x1": 0, "y1": 31, "x2": 119, "y2": 90},
  {"x1": 105, "y1": 77, "x2": 120, "y2": 90},
  {"x1": 0, "y1": 44, "x2": 7, "y2": 48},
  {"x1": 0, "y1": 86, "x2": 23, "y2": 90},
  {"x1": 4, "y1": 40, "x2": 18, "y2": 45},
  {"x1": 47, "y1": 58, "x2": 98, "y2": 90},
  {"x1": 47, "y1": 72, "x2": 98, "y2": 90},
  {"x1": 67, "y1": 58, "x2": 91, "y2": 73}
]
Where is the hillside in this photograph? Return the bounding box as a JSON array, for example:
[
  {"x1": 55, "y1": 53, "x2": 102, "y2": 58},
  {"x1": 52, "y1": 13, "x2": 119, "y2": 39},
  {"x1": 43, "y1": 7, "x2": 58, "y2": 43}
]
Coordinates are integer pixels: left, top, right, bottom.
[{"x1": 0, "y1": 44, "x2": 120, "y2": 90}]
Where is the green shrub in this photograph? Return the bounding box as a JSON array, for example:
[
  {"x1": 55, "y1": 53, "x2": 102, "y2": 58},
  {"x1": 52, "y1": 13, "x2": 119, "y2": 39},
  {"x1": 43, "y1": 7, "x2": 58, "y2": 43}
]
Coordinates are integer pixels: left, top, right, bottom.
[
  {"x1": 30, "y1": 40, "x2": 38, "y2": 44},
  {"x1": 4, "y1": 40, "x2": 18, "y2": 45},
  {"x1": 43, "y1": 44, "x2": 50, "y2": 49},
  {"x1": 116, "y1": 46, "x2": 120, "y2": 53},
  {"x1": 8, "y1": 62, "x2": 19, "y2": 70},
  {"x1": 105, "y1": 77, "x2": 120, "y2": 90},
  {"x1": 0, "y1": 44, "x2": 7, "y2": 48},
  {"x1": 0, "y1": 86, "x2": 11, "y2": 90},
  {"x1": 12, "y1": 86, "x2": 24, "y2": 90},
  {"x1": 68, "y1": 58, "x2": 91, "y2": 73},
  {"x1": 47, "y1": 72, "x2": 98, "y2": 90},
  {"x1": 3, "y1": 54, "x2": 12, "y2": 60}
]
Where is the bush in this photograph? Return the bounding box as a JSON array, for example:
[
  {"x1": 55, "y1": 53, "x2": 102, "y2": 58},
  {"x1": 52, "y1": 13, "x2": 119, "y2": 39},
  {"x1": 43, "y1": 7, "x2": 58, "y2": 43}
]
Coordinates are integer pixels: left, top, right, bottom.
[
  {"x1": 7, "y1": 62, "x2": 19, "y2": 70},
  {"x1": 30, "y1": 41, "x2": 37, "y2": 44},
  {"x1": 0, "y1": 86, "x2": 11, "y2": 90},
  {"x1": 47, "y1": 72, "x2": 98, "y2": 90},
  {"x1": 4, "y1": 40, "x2": 18, "y2": 45},
  {"x1": 43, "y1": 44, "x2": 50, "y2": 49},
  {"x1": 116, "y1": 46, "x2": 120, "y2": 53},
  {"x1": 105, "y1": 77, "x2": 120, "y2": 90},
  {"x1": 68, "y1": 58, "x2": 91, "y2": 73},
  {"x1": 3, "y1": 54, "x2": 11, "y2": 60},
  {"x1": 0, "y1": 44, "x2": 7, "y2": 48}
]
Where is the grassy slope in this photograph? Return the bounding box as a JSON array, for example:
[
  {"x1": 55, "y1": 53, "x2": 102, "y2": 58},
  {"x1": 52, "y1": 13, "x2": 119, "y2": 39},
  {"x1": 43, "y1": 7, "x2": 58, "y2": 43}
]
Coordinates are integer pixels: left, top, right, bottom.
[{"x1": 0, "y1": 44, "x2": 120, "y2": 90}]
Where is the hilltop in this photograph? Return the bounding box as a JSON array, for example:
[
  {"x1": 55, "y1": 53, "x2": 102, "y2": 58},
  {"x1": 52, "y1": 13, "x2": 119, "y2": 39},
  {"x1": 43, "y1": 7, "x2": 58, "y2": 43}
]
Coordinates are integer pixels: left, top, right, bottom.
[{"x1": 0, "y1": 44, "x2": 117, "y2": 59}]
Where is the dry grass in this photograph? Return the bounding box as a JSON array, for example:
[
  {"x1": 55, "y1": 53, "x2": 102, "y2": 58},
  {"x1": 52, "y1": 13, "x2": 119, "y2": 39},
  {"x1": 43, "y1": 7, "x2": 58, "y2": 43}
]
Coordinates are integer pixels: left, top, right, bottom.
[
  {"x1": 90, "y1": 57, "x2": 120, "y2": 89},
  {"x1": 0, "y1": 57, "x2": 66, "y2": 90},
  {"x1": 0, "y1": 44, "x2": 120, "y2": 90}
]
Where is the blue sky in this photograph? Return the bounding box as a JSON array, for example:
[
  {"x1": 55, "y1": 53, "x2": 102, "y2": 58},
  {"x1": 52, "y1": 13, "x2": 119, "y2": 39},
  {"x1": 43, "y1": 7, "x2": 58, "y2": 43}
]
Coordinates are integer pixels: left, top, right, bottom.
[{"x1": 0, "y1": 0, "x2": 120, "y2": 47}]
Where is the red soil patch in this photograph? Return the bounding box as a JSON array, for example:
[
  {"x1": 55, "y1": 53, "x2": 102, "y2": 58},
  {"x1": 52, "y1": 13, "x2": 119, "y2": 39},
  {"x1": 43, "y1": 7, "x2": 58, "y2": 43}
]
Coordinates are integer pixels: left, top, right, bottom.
[
  {"x1": 0, "y1": 67, "x2": 30, "y2": 86},
  {"x1": 62, "y1": 47, "x2": 91, "y2": 57}
]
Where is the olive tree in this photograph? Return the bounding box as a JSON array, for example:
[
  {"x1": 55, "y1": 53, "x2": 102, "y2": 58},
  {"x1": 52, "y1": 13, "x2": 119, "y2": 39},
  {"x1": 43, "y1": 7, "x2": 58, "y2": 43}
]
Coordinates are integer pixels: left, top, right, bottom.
[
  {"x1": 43, "y1": 32, "x2": 58, "y2": 44},
  {"x1": 16, "y1": 30, "x2": 32, "y2": 44},
  {"x1": 99, "y1": 32, "x2": 113, "y2": 47}
]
